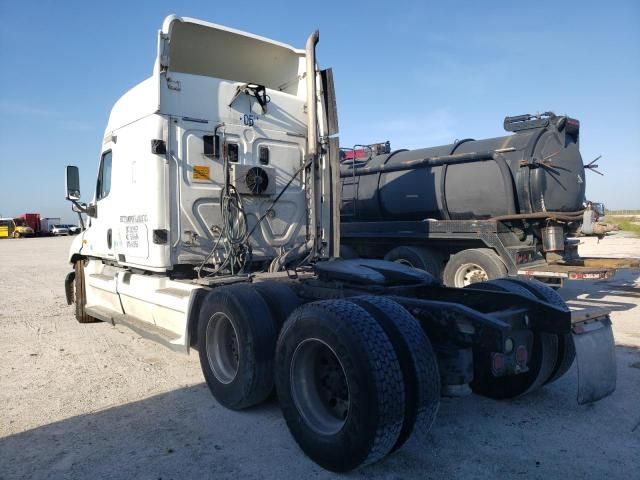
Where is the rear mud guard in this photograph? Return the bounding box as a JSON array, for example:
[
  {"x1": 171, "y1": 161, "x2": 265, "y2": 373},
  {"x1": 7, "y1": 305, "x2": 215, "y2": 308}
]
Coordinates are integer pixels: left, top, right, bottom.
[{"x1": 572, "y1": 314, "x2": 616, "y2": 404}]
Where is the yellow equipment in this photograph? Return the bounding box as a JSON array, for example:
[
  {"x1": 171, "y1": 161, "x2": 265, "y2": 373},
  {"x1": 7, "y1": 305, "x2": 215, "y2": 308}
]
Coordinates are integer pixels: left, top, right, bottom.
[{"x1": 0, "y1": 218, "x2": 34, "y2": 238}]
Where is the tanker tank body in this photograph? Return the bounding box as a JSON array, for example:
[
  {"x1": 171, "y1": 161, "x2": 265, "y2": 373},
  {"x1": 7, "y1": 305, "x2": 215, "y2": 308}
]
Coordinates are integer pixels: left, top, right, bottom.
[{"x1": 340, "y1": 113, "x2": 610, "y2": 288}]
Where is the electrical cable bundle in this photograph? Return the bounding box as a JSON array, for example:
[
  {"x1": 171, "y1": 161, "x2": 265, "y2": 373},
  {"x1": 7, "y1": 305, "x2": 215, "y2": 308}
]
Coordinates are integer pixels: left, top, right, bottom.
[
  {"x1": 197, "y1": 151, "x2": 313, "y2": 279},
  {"x1": 197, "y1": 184, "x2": 250, "y2": 278}
]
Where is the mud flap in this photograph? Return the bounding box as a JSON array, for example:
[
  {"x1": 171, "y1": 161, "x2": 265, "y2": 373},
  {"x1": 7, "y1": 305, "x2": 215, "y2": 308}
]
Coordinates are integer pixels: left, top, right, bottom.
[
  {"x1": 572, "y1": 316, "x2": 616, "y2": 404},
  {"x1": 65, "y1": 271, "x2": 75, "y2": 305}
]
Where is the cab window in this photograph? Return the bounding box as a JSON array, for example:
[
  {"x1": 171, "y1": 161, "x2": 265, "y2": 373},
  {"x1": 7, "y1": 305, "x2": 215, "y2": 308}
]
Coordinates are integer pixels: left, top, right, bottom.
[{"x1": 96, "y1": 150, "x2": 112, "y2": 200}]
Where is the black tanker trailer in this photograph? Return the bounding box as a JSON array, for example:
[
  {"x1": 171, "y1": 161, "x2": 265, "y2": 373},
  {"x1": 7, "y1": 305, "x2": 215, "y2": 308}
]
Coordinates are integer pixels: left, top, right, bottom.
[{"x1": 340, "y1": 113, "x2": 639, "y2": 287}]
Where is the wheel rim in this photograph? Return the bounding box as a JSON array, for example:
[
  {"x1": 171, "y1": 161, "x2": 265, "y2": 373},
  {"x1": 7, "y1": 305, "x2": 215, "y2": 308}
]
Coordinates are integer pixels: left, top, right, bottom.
[
  {"x1": 206, "y1": 312, "x2": 240, "y2": 384},
  {"x1": 454, "y1": 263, "x2": 488, "y2": 287},
  {"x1": 290, "y1": 339, "x2": 350, "y2": 435}
]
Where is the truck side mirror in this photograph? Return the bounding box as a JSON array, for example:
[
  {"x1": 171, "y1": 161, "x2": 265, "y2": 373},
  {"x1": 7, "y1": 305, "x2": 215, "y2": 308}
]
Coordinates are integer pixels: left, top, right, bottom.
[{"x1": 65, "y1": 166, "x2": 81, "y2": 201}]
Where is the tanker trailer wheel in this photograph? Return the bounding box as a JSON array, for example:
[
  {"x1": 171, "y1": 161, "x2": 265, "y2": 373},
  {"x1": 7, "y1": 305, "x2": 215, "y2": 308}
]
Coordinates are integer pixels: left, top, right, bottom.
[
  {"x1": 384, "y1": 246, "x2": 443, "y2": 278},
  {"x1": 464, "y1": 279, "x2": 558, "y2": 399},
  {"x1": 499, "y1": 277, "x2": 575, "y2": 386},
  {"x1": 74, "y1": 260, "x2": 99, "y2": 323},
  {"x1": 348, "y1": 296, "x2": 440, "y2": 451},
  {"x1": 197, "y1": 284, "x2": 278, "y2": 410},
  {"x1": 253, "y1": 281, "x2": 301, "y2": 331},
  {"x1": 275, "y1": 299, "x2": 404, "y2": 472},
  {"x1": 443, "y1": 248, "x2": 507, "y2": 288}
]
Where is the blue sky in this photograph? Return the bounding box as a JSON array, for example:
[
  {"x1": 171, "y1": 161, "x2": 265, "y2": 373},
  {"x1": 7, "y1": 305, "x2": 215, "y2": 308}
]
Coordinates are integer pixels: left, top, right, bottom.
[{"x1": 0, "y1": 0, "x2": 638, "y2": 222}]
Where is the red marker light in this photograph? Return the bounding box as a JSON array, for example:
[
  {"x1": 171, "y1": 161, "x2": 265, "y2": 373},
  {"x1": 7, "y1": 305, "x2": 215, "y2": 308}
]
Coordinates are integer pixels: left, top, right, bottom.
[
  {"x1": 492, "y1": 353, "x2": 505, "y2": 375},
  {"x1": 516, "y1": 345, "x2": 528, "y2": 366}
]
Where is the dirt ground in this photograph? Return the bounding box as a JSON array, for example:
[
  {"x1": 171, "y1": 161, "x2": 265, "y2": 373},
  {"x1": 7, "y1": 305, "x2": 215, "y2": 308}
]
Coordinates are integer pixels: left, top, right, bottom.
[{"x1": 1, "y1": 234, "x2": 638, "y2": 480}]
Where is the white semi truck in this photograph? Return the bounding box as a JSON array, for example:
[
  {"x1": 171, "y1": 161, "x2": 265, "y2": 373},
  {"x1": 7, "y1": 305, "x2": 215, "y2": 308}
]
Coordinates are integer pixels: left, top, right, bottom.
[{"x1": 63, "y1": 15, "x2": 617, "y2": 472}]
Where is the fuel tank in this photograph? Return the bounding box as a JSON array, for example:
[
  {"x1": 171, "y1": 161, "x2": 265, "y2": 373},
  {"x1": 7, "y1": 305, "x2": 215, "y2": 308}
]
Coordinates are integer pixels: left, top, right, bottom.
[{"x1": 341, "y1": 113, "x2": 585, "y2": 221}]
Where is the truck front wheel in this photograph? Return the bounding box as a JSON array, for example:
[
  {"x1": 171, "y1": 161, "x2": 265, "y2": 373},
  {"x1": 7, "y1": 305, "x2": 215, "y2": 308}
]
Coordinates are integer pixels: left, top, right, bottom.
[
  {"x1": 74, "y1": 260, "x2": 98, "y2": 323},
  {"x1": 197, "y1": 284, "x2": 277, "y2": 410},
  {"x1": 443, "y1": 248, "x2": 507, "y2": 287}
]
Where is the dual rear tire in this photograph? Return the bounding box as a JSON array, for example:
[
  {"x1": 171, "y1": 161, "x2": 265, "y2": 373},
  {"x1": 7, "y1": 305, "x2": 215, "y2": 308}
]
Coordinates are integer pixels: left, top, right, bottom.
[
  {"x1": 276, "y1": 297, "x2": 440, "y2": 471},
  {"x1": 197, "y1": 282, "x2": 303, "y2": 410},
  {"x1": 197, "y1": 283, "x2": 440, "y2": 472}
]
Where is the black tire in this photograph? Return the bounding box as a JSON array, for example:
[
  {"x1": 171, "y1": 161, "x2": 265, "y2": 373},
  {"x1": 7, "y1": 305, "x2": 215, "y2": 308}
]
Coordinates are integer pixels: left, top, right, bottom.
[
  {"x1": 197, "y1": 284, "x2": 277, "y2": 410},
  {"x1": 253, "y1": 281, "x2": 301, "y2": 331},
  {"x1": 384, "y1": 246, "x2": 443, "y2": 278},
  {"x1": 465, "y1": 279, "x2": 558, "y2": 399},
  {"x1": 348, "y1": 296, "x2": 440, "y2": 451},
  {"x1": 443, "y1": 248, "x2": 507, "y2": 288},
  {"x1": 74, "y1": 260, "x2": 98, "y2": 323},
  {"x1": 276, "y1": 300, "x2": 404, "y2": 472},
  {"x1": 339, "y1": 244, "x2": 359, "y2": 259},
  {"x1": 500, "y1": 277, "x2": 575, "y2": 385}
]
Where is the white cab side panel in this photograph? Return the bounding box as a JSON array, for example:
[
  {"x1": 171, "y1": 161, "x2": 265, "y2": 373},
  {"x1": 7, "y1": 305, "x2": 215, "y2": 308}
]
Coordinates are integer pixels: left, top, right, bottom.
[{"x1": 83, "y1": 114, "x2": 171, "y2": 271}]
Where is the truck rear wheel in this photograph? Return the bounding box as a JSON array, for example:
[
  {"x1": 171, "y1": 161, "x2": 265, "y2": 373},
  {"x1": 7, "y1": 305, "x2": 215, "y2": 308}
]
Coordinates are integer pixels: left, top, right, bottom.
[
  {"x1": 339, "y1": 244, "x2": 359, "y2": 259},
  {"x1": 348, "y1": 296, "x2": 440, "y2": 451},
  {"x1": 443, "y1": 248, "x2": 507, "y2": 287},
  {"x1": 384, "y1": 246, "x2": 442, "y2": 278},
  {"x1": 74, "y1": 260, "x2": 98, "y2": 323},
  {"x1": 198, "y1": 284, "x2": 277, "y2": 410},
  {"x1": 253, "y1": 281, "x2": 301, "y2": 331},
  {"x1": 275, "y1": 299, "x2": 404, "y2": 472},
  {"x1": 500, "y1": 278, "x2": 575, "y2": 385},
  {"x1": 465, "y1": 279, "x2": 558, "y2": 399}
]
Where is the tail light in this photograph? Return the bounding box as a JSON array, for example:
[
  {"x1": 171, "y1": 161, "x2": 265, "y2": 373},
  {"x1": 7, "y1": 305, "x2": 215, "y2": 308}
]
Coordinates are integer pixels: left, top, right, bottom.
[
  {"x1": 516, "y1": 345, "x2": 528, "y2": 366},
  {"x1": 491, "y1": 353, "x2": 505, "y2": 375}
]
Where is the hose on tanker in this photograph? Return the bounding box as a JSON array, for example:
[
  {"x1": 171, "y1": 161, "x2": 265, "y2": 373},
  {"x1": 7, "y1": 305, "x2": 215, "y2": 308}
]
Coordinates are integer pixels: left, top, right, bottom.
[{"x1": 489, "y1": 209, "x2": 585, "y2": 222}]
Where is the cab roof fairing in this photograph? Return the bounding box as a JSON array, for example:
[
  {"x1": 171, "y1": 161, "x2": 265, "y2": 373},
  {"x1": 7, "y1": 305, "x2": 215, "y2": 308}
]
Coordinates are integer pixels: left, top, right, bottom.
[
  {"x1": 105, "y1": 14, "x2": 309, "y2": 137},
  {"x1": 157, "y1": 15, "x2": 307, "y2": 96}
]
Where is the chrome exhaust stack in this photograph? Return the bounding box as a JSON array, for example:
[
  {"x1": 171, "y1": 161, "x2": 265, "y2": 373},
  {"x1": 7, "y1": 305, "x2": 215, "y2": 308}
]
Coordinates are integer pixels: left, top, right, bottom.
[{"x1": 305, "y1": 30, "x2": 320, "y2": 261}]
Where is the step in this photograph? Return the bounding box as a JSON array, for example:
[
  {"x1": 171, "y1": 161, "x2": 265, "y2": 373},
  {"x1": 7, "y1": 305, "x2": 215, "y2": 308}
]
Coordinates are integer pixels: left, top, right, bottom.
[{"x1": 85, "y1": 305, "x2": 186, "y2": 353}]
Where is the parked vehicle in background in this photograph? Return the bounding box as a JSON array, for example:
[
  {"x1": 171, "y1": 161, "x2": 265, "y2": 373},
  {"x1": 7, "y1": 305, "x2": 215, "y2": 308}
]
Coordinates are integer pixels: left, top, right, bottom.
[
  {"x1": 0, "y1": 218, "x2": 34, "y2": 238},
  {"x1": 41, "y1": 217, "x2": 61, "y2": 234},
  {"x1": 51, "y1": 225, "x2": 70, "y2": 236},
  {"x1": 0, "y1": 218, "x2": 15, "y2": 238},
  {"x1": 18, "y1": 213, "x2": 41, "y2": 234},
  {"x1": 64, "y1": 224, "x2": 81, "y2": 234},
  {"x1": 10, "y1": 218, "x2": 34, "y2": 237}
]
